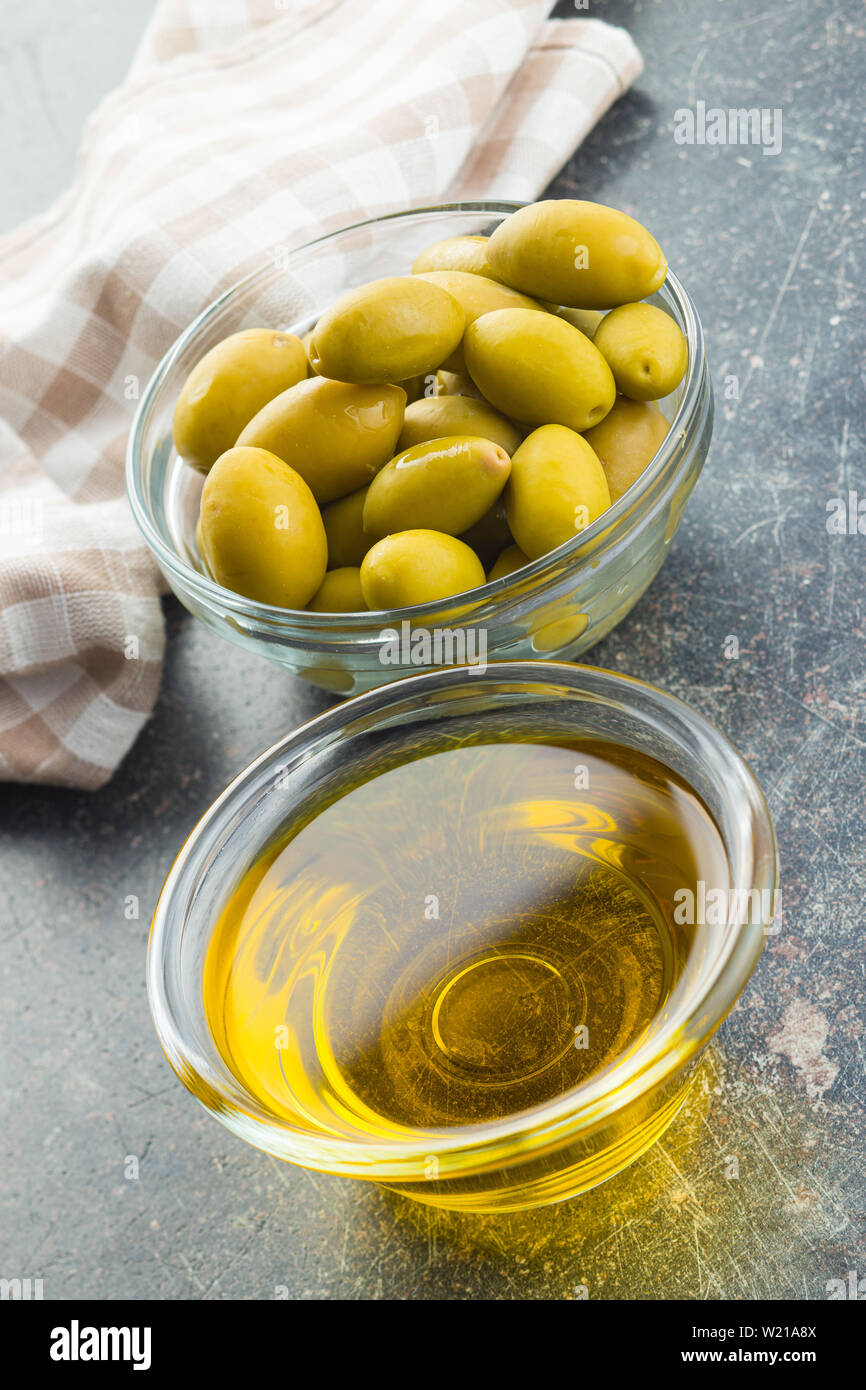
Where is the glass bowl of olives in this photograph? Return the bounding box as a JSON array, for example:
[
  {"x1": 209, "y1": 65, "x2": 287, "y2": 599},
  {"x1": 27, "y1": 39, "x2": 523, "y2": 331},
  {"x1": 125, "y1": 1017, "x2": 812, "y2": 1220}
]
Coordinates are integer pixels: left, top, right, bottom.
[{"x1": 126, "y1": 201, "x2": 713, "y2": 696}]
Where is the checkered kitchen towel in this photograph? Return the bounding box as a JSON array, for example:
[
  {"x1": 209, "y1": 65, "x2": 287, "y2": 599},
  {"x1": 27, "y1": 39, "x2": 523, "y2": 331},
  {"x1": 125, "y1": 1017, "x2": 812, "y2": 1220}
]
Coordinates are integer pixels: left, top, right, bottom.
[{"x1": 0, "y1": 0, "x2": 641, "y2": 789}]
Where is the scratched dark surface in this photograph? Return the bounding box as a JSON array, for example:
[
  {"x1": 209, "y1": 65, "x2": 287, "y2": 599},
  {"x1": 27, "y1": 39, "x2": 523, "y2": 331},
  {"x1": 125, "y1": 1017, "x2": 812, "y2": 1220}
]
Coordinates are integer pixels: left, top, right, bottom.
[{"x1": 1, "y1": 0, "x2": 864, "y2": 1300}]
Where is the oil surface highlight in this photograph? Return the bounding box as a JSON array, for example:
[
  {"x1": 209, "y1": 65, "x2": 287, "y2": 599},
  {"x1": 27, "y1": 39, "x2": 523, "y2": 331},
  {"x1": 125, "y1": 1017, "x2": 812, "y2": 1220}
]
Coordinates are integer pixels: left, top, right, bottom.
[{"x1": 203, "y1": 741, "x2": 727, "y2": 1137}]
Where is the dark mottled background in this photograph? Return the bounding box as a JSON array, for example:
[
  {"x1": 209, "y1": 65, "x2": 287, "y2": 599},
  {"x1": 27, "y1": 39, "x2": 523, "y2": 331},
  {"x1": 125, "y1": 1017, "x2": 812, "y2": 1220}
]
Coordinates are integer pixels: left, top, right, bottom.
[{"x1": 1, "y1": 0, "x2": 863, "y2": 1300}]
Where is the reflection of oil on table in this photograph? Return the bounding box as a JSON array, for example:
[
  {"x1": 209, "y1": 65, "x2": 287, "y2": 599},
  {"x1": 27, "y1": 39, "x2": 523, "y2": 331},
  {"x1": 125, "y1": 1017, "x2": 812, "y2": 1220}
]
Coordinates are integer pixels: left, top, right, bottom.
[{"x1": 0, "y1": 0, "x2": 863, "y2": 1299}]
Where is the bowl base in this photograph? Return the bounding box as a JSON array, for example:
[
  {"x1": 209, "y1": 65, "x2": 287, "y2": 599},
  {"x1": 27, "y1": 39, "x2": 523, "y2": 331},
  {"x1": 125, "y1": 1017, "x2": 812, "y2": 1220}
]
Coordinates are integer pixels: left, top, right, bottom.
[{"x1": 379, "y1": 1075, "x2": 695, "y2": 1213}]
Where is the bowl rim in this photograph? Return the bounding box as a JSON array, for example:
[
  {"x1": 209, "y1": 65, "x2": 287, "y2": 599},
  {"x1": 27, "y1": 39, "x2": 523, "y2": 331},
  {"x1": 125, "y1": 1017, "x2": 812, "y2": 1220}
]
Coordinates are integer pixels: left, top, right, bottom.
[
  {"x1": 146, "y1": 660, "x2": 776, "y2": 1178},
  {"x1": 126, "y1": 200, "x2": 709, "y2": 633}
]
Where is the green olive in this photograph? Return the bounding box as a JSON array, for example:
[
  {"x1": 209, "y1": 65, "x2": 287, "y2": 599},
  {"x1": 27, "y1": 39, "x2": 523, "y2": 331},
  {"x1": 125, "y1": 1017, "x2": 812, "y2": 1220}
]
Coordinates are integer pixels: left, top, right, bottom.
[
  {"x1": 487, "y1": 200, "x2": 667, "y2": 309},
  {"x1": 236, "y1": 377, "x2": 405, "y2": 504},
  {"x1": 411, "y1": 235, "x2": 501, "y2": 279},
  {"x1": 360, "y1": 530, "x2": 485, "y2": 608},
  {"x1": 397, "y1": 374, "x2": 429, "y2": 404},
  {"x1": 396, "y1": 395, "x2": 522, "y2": 455},
  {"x1": 488, "y1": 544, "x2": 530, "y2": 581},
  {"x1": 529, "y1": 603, "x2": 589, "y2": 653},
  {"x1": 458, "y1": 499, "x2": 513, "y2": 570},
  {"x1": 582, "y1": 396, "x2": 669, "y2": 502},
  {"x1": 199, "y1": 446, "x2": 327, "y2": 607},
  {"x1": 310, "y1": 276, "x2": 464, "y2": 382},
  {"x1": 307, "y1": 567, "x2": 366, "y2": 613},
  {"x1": 363, "y1": 436, "x2": 511, "y2": 539},
  {"x1": 464, "y1": 309, "x2": 615, "y2": 433},
  {"x1": 321, "y1": 486, "x2": 372, "y2": 568},
  {"x1": 301, "y1": 328, "x2": 318, "y2": 376},
  {"x1": 415, "y1": 270, "x2": 544, "y2": 373},
  {"x1": 556, "y1": 307, "x2": 606, "y2": 339},
  {"x1": 505, "y1": 424, "x2": 611, "y2": 560},
  {"x1": 435, "y1": 370, "x2": 484, "y2": 399},
  {"x1": 593, "y1": 303, "x2": 688, "y2": 401},
  {"x1": 173, "y1": 329, "x2": 307, "y2": 474}
]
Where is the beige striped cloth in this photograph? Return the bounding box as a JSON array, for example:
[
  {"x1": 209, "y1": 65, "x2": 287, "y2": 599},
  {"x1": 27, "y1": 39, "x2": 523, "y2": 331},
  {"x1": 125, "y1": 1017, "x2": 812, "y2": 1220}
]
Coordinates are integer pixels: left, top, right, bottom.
[{"x1": 0, "y1": 0, "x2": 642, "y2": 790}]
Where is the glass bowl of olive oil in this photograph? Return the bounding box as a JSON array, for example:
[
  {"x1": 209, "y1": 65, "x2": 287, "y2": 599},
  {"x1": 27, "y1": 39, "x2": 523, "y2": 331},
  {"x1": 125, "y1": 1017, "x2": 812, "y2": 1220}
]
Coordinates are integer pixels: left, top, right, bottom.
[{"x1": 147, "y1": 662, "x2": 776, "y2": 1213}]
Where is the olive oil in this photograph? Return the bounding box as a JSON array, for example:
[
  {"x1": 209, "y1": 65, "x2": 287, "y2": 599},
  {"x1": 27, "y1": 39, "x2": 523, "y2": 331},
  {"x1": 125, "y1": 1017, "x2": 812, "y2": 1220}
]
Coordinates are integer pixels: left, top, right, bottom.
[{"x1": 203, "y1": 740, "x2": 728, "y2": 1138}]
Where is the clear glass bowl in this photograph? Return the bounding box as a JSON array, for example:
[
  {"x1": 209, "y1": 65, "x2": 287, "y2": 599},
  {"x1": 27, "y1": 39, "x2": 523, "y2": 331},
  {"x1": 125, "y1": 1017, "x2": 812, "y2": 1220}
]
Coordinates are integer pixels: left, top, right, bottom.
[
  {"x1": 147, "y1": 662, "x2": 776, "y2": 1213},
  {"x1": 126, "y1": 203, "x2": 713, "y2": 695}
]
